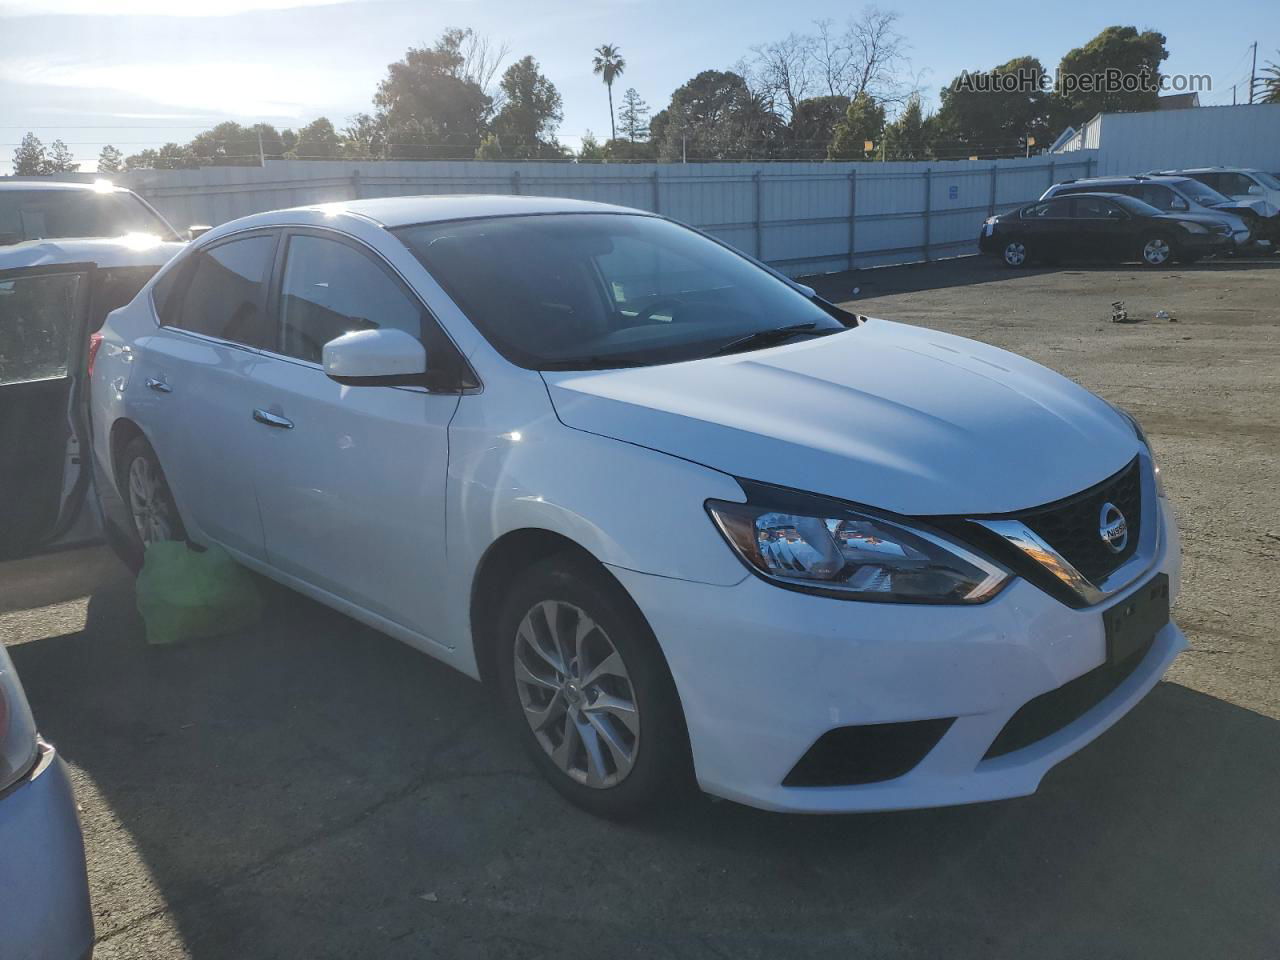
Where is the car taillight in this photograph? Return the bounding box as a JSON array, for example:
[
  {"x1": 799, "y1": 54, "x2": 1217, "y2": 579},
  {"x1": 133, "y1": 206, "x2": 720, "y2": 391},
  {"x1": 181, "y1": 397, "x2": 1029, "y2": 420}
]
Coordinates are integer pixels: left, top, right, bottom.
[{"x1": 87, "y1": 332, "x2": 104, "y2": 376}]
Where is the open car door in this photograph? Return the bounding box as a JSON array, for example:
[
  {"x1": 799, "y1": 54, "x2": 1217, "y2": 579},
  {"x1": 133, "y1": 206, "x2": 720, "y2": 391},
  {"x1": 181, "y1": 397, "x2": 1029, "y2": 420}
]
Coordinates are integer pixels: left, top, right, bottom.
[{"x1": 0, "y1": 262, "x2": 95, "y2": 560}]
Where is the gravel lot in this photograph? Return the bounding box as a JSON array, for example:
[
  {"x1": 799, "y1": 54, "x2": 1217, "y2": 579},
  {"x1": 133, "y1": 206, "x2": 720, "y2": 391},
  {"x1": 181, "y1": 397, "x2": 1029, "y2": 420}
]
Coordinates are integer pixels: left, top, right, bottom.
[{"x1": 3, "y1": 255, "x2": 1277, "y2": 960}]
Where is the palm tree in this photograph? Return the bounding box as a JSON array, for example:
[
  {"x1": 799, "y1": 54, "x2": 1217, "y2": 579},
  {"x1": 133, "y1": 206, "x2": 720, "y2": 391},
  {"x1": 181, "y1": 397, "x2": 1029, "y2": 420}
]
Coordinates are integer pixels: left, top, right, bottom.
[
  {"x1": 1261, "y1": 54, "x2": 1280, "y2": 104},
  {"x1": 592, "y1": 44, "x2": 626, "y2": 142}
]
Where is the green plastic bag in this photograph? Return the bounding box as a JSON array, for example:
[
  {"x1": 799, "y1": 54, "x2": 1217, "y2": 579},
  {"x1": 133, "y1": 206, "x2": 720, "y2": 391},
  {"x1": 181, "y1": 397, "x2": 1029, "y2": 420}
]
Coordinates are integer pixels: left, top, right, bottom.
[{"x1": 135, "y1": 542, "x2": 264, "y2": 645}]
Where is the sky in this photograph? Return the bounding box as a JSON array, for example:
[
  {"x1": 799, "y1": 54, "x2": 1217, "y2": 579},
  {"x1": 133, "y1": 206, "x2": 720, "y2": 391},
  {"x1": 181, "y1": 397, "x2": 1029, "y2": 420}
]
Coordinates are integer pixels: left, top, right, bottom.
[{"x1": 2, "y1": 0, "x2": 1277, "y2": 174}]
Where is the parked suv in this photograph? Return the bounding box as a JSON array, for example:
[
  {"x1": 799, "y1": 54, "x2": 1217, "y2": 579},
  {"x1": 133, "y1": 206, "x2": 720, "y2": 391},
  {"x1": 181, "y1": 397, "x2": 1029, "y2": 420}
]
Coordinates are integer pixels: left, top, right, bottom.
[
  {"x1": 1042, "y1": 176, "x2": 1252, "y2": 248},
  {"x1": 1149, "y1": 168, "x2": 1280, "y2": 247},
  {"x1": 90, "y1": 196, "x2": 1184, "y2": 818},
  {"x1": 1, "y1": 180, "x2": 181, "y2": 247},
  {"x1": 979, "y1": 192, "x2": 1233, "y2": 266}
]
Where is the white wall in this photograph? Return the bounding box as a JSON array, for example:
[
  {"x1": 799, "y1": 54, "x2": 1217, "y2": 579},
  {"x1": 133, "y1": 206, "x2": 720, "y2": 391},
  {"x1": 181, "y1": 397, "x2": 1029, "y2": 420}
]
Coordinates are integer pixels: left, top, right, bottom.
[
  {"x1": 1054, "y1": 104, "x2": 1280, "y2": 176},
  {"x1": 5, "y1": 153, "x2": 1098, "y2": 277}
]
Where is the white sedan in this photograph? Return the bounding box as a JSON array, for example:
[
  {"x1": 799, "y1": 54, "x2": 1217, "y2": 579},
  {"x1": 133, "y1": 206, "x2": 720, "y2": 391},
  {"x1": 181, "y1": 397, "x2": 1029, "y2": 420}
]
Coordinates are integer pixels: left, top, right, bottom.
[{"x1": 89, "y1": 196, "x2": 1184, "y2": 817}]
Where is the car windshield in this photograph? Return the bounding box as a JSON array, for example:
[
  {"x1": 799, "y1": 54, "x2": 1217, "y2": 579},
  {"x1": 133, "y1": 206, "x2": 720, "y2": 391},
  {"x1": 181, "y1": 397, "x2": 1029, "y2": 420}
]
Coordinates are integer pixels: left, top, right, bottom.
[
  {"x1": 0, "y1": 189, "x2": 177, "y2": 245},
  {"x1": 1253, "y1": 171, "x2": 1280, "y2": 190},
  {"x1": 396, "y1": 213, "x2": 848, "y2": 370},
  {"x1": 1111, "y1": 194, "x2": 1166, "y2": 217},
  {"x1": 1170, "y1": 178, "x2": 1230, "y2": 207}
]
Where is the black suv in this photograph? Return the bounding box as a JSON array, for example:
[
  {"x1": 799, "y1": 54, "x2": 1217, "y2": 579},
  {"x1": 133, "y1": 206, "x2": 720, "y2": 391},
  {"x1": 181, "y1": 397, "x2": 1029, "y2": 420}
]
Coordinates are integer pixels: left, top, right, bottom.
[{"x1": 978, "y1": 192, "x2": 1233, "y2": 267}]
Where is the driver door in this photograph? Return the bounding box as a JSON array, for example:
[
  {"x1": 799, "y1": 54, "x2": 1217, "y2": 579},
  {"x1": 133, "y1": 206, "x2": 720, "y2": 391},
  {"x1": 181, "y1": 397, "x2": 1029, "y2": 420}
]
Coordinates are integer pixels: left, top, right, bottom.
[{"x1": 0, "y1": 264, "x2": 95, "y2": 559}]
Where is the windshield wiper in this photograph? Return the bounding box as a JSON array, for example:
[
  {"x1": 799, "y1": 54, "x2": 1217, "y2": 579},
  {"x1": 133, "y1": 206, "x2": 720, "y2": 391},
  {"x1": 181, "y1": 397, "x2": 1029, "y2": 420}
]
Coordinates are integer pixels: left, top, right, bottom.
[{"x1": 707, "y1": 322, "x2": 827, "y2": 358}]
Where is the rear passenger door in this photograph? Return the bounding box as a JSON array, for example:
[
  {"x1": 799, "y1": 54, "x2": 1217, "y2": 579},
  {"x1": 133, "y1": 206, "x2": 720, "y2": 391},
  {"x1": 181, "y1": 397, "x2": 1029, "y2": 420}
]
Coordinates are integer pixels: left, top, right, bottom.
[
  {"x1": 0, "y1": 264, "x2": 94, "y2": 558},
  {"x1": 245, "y1": 229, "x2": 465, "y2": 645},
  {"x1": 140, "y1": 231, "x2": 278, "y2": 561}
]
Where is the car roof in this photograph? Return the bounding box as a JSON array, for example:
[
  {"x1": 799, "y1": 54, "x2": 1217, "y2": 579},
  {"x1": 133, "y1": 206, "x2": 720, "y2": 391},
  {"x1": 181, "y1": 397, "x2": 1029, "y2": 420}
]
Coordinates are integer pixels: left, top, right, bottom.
[
  {"x1": 0, "y1": 236, "x2": 186, "y2": 271},
  {"x1": 0, "y1": 179, "x2": 138, "y2": 195},
  {"x1": 1058, "y1": 175, "x2": 1191, "y2": 186},
  {"x1": 294, "y1": 194, "x2": 644, "y2": 228}
]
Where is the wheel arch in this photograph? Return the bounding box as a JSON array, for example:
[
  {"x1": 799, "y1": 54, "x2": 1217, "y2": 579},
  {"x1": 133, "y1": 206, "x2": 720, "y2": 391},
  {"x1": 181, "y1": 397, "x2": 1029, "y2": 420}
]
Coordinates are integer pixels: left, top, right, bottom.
[
  {"x1": 108, "y1": 417, "x2": 147, "y2": 493},
  {"x1": 469, "y1": 528, "x2": 645, "y2": 687}
]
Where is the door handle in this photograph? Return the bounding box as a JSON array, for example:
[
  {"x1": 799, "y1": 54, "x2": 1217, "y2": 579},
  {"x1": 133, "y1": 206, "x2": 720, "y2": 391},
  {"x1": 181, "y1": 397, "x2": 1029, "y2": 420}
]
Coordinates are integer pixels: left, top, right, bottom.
[
  {"x1": 145, "y1": 377, "x2": 172, "y2": 393},
  {"x1": 252, "y1": 408, "x2": 294, "y2": 429}
]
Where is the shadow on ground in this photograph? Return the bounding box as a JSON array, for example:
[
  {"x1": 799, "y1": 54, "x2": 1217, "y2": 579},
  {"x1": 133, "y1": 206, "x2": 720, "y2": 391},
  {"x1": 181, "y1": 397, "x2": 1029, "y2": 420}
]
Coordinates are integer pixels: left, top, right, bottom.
[
  {"x1": 802, "y1": 253, "x2": 1280, "y2": 303},
  {"x1": 9, "y1": 563, "x2": 1279, "y2": 960}
]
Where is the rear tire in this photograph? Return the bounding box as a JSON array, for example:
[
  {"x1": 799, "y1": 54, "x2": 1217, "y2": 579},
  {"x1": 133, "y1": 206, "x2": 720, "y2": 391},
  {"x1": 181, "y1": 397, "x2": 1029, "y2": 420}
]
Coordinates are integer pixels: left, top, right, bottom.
[
  {"x1": 113, "y1": 434, "x2": 186, "y2": 571},
  {"x1": 1139, "y1": 233, "x2": 1175, "y2": 266},
  {"x1": 494, "y1": 553, "x2": 694, "y2": 819}
]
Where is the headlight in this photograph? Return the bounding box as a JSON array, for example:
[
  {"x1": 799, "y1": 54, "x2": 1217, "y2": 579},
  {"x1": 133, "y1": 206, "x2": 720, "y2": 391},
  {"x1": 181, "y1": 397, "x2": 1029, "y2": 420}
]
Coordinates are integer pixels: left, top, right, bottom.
[
  {"x1": 1178, "y1": 221, "x2": 1209, "y2": 234},
  {"x1": 0, "y1": 645, "x2": 38, "y2": 793},
  {"x1": 1111, "y1": 404, "x2": 1166, "y2": 498},
  {"x1": 706, "y1": 488, "x2": 1009, "y2": 603}
]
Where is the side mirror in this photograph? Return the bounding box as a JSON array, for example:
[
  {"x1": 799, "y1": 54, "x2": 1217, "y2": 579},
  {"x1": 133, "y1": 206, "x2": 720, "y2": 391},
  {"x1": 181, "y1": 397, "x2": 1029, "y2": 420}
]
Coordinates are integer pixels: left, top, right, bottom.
[
  {"x1": 322, "y1": 328, "x2": 427, "y2": 386},
  {"x1": 1170, "y1": 197, "x2": 1189, "y2": 211},
  {"x1": 187, "y1": 225, "x2": 212, "y2": 241},
  {"x1": 1247, "y1": 184, "x2": 1263, "y2": 196}
]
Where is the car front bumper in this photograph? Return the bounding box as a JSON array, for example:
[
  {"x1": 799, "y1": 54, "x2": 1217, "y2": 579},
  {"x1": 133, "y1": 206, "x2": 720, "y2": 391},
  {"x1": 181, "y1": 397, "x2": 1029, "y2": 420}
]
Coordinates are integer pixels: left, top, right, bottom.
[
  {"x1": 610, "y1": 498, "x2": 1183, "y2": 813},
  {"x1": 0, "y1": 741, "x2": 94, "y2": 958}
]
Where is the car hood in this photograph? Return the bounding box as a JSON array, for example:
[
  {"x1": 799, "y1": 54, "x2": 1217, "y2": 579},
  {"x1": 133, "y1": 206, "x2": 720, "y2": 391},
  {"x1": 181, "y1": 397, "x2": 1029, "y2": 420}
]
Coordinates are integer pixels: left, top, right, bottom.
[
  {"x1": 543, "y1": 318, "x2": 1139, "y2": 516},
  {"x1": 1157, "y1": 212, "x2": 1235, "y2": 229}
]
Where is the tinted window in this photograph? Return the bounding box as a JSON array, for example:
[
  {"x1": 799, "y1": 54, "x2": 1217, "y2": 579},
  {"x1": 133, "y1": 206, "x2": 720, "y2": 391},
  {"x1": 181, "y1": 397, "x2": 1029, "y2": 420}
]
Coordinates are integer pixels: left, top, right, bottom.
[
  {"x1": 277, "y1": 235, "x2": 423, "y2": 364},
  {"x1": 396, "y1": 213, "x2": 846, "y2": 370},
  {"x1": 1022, "y1": 199, "x2": 1071, "y2": 218},
  {"x1": 172, "y1": 235, "x2": 275, "y2": 347},
  {"x1": 0, "y1": 189, "x2": 176, "y2": 245},
  {"x1": 0, "y1": 271, "x2": 83, "y2": 385},
  {"x1": 1132, "y1": 185, "x2": 1176, "y2": 210},
  {"x1": 91, "y1": 266, "x2": 158, "y2": 332},
  {"x1": 1216, "y1": 172, "x2": 1255, "y2": 195},
  {"x1": 1072, "y1": 196, "x2": 1120, "y2": 219}
]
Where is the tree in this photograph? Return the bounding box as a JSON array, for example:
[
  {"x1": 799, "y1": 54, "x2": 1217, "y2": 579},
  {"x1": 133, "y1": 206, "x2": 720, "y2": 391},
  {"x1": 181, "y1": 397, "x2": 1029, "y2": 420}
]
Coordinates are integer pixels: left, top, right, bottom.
[
  {"x1": 490, "y1": 55, "x2": 564, "y2": 159},
  {"x1": 125, "y1": 142, "x2": 198, "y2": 170},
  {"x1": 342, "y1": 112, "x2": 385, "y2": 158},
  {"x1": 650, "y1": 70, "x2": 782, "y2": 161},
  {"x1": 1258, "y1": 53, "x2": 1280, "y2": 104},
  {"x1": 290, "y1": 117, "x2": 342, "y2": 159},
  {"x1": 577, "y1": 130, "x2": 607, "y2": 162},
  {"x1": 12, "y1": 133, "x2": 48, "y2": 175},
  {"x1": 374, "y1": 29, "x2": 498, "y2": 158},
  {"x1": 474, "y1": 133, "x2": 504, "y2": 160},
  {"x1": 882, "y1": 93, "x2": 929, "y2": 159},
  {"x1": 592, "y1": 43, "x2": 626, "y2": 142},
  {"x1": 618, "y1": 87, "x2": 650, "y2": 142},
  {"x1": 827, "y1": 92, "x2": 885, "y2": 159},
  {"x1": 46, "y1": 139, "x2": 79, "y2": 173},
  {"x1": 1054, "y1": 26, "x2": 1167, "y2": 127},
  {"x1": 786, "y1": 94, "x2": 849, "y2": 159},
  {"x1": 97, "y1": 145, "x2": 124, "y2": 174},
  {"x1": 935, "y1": 56, "x2": 1052, "y2": 158}
]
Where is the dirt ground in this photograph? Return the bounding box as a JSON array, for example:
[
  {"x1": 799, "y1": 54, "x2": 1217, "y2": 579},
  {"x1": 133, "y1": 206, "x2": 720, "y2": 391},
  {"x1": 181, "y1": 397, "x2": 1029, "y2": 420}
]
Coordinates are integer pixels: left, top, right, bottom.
[{"x1": 2, "y1": 255, "x2": 1277, "y2": 960}]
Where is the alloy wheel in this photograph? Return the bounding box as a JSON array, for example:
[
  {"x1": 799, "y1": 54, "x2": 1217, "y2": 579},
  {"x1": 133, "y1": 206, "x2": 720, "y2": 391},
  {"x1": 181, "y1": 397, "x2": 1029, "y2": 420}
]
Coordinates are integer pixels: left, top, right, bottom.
[
  {"x1": 1143, "y1": 237, "x2": 1171, "y2": 265},
  {"x1": 512, "y1": 600, "x2": 640, "y2": 788},
  {"x1": 127, "y1": 455, "x2": 176, "y2": 545},
  {"x1": 1003, "y1": 241, "x2": 1026, "y2": 266}
]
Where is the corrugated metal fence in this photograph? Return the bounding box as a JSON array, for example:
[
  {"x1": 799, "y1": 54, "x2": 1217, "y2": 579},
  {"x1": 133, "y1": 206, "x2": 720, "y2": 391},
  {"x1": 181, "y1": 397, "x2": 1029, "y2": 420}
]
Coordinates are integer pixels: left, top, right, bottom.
[{"x1": 29, "y1": 152, "x2": 1098, "y2": 277}]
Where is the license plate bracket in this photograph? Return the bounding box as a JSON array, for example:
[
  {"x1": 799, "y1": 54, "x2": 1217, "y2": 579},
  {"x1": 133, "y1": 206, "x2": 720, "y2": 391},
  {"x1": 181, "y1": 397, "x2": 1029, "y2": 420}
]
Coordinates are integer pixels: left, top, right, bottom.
[{"x1": 1104, "y1": 573, "x2": 1170, "y2": 665}]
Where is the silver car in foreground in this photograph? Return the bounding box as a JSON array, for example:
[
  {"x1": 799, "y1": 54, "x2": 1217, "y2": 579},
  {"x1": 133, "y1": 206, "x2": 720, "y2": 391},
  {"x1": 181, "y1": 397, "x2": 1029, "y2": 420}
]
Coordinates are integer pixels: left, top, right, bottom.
[{"x1": 0, "y1": 643, "x2": 93, "y2": 960}]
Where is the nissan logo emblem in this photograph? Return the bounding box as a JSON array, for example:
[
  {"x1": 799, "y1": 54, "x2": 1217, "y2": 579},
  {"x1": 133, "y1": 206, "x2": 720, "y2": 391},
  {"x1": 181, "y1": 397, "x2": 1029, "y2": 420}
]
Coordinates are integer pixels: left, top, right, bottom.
[{"x1": 1099, "y1": 502, "x2": 1128, "y2": 554}]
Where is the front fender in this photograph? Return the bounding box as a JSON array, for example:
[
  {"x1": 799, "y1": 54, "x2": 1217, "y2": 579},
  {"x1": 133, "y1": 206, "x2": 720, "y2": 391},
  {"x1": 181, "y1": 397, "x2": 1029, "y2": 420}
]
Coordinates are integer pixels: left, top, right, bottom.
[{"x1": 441, "y1": 373, "x2": 748, "y2": 663}]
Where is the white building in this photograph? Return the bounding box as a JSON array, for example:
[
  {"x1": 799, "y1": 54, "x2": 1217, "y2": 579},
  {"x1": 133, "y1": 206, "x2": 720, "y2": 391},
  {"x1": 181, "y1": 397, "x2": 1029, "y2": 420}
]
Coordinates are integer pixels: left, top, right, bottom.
[{"x1": 1051, "y1": 103, "x2": 1280, "y2": 176}]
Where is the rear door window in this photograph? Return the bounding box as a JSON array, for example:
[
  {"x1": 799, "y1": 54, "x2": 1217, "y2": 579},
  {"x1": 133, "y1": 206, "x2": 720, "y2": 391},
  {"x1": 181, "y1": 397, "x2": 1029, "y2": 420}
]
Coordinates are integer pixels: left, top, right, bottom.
[
  {"x1": 169, "y1": 234, "x2": 276, "y2": 348},
  {"x1": 0, "y1": 270, "x2": 85, "y2": 385}
]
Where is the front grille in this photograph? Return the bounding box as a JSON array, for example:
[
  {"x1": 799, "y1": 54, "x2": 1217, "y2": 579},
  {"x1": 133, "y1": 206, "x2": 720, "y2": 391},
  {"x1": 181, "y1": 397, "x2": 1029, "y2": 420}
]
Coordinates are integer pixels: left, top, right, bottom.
[
  {"x1": 1015, "y1": 458, "x2": 1142, "y2": 585},
  {"x1": 983, "y1": 632, "x2": 1154, "y2": 759}
]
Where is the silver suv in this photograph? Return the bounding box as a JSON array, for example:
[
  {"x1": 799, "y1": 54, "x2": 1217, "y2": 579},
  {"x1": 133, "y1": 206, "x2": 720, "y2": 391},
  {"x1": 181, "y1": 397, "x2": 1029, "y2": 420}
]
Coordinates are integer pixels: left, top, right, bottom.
[
  {"x1": 1149, "y1": 169, "x2": 1280, "y2": 247},
  {"x1": 1042, "y1": 176, "x2": 1252, "y2": 248}
]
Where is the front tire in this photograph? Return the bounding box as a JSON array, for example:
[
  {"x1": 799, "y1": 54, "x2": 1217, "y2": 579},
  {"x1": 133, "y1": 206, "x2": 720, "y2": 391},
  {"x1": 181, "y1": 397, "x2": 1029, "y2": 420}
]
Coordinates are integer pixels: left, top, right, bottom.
[
  {"x1": 1001, "y1": 239, "x2": 1029, "y2": 268},
  {"x1": 494, "y1": 553, "x2": 693, "y2": 819},
  {"x1": 115, "y1": 434, "x2": 185, "y2": 570},
  {"x1": 1139, "y1": 233, "x2": 1175, "y2": 266}
]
